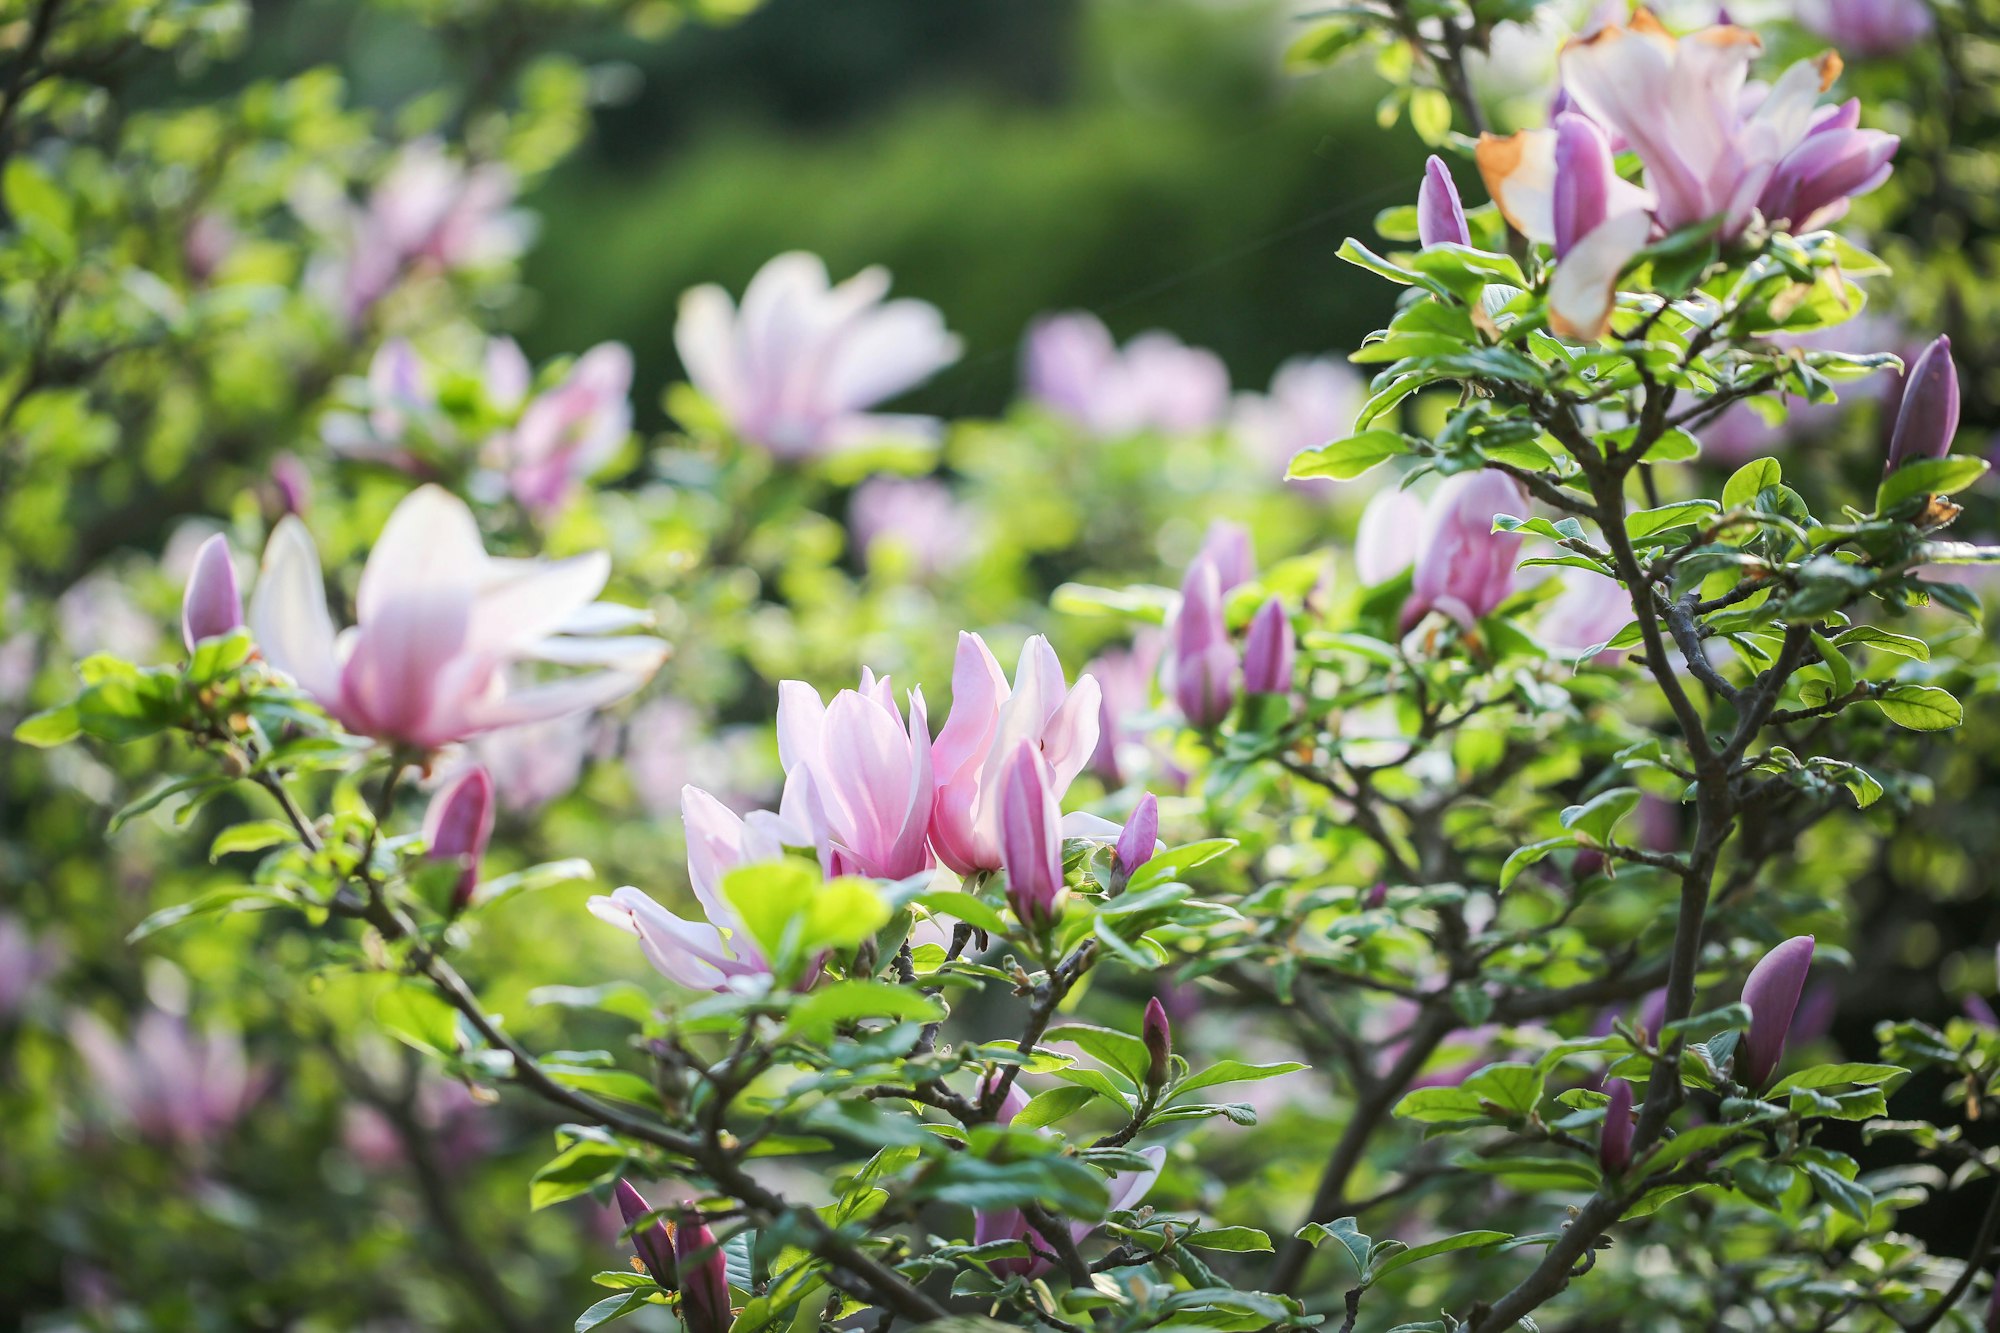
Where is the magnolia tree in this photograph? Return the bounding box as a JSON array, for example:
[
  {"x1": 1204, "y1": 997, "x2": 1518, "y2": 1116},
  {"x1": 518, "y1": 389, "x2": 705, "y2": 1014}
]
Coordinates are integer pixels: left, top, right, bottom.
[{"x1": 16, "y1": 1, "x2": 2000, "y2": 1331}]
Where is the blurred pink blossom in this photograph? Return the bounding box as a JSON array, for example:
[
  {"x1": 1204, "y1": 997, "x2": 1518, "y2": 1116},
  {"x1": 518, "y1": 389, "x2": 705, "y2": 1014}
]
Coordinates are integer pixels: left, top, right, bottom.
[
  {"x1": 69, "y1": 1009, "x2": 262, "y2": 1151},
  {"x1": 490, "y1": 343, "x2": 634, "y2": 517},
  {"x1": 248, "y1": 485, "x2": 665, "y2": 749},
  {"x1": 849, "y1": 476, "x2": 975, "y2": 577},
  {"x1": 0, "y1": 914, "x2": 61, "y2": 1017},
  {"x1": 674, "y1": 252, "x2": 961, "y2": 460},
  {"x1": 1231, "y1": 357, "x2": 1361, "y2": 485},
  {"x1": 1023, "y1": 311, "x2": 1230, "y2": 440}
]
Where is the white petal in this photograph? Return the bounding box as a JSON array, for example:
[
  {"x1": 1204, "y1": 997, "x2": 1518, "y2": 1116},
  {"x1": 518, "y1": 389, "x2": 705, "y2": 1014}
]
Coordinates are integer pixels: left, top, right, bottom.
[
  {"x1": 1549, "y1": 210, "x2": 1652, "y2": 341},
  {"x1": 249, "y1": 517, "x2": 340, "y2": 700}
]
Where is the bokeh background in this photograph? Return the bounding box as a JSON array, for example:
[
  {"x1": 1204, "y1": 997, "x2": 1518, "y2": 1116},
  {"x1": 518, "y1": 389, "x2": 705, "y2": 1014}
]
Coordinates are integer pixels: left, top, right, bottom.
[{"x1": 7, "y1": 0, "x2": 2000, "y2": 1327}]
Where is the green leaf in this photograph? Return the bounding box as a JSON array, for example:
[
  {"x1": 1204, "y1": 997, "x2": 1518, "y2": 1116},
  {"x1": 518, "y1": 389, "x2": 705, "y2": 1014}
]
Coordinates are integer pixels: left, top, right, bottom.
[
  {"x1": 574, "y1": 1292, "x2": 648, "y2": 1332},
  {"x1": 127, "y1": 887, "x2": 284, "y2": 943},
  {"x1": 1769, "y1": 1063, "x2": 1906, "y2": 1094},
  {"x1": 1293, "y1": 1216, "x2": 1370, "y2": 1282},
  {"x1": 1175, "y1": 1060, "x2": 1307, "y2": 1097},
  {"x1": 1876, "y1": 456, "x2": 1990, "y2": 513},
  {"x1": 1287, "y1": 429, "x2": 1410, "y2": 481},
  {"x1": 1500, "y1": 836, "x2": 1578, "y2": 890},
  {"x1": 209, "y1": 819, "x2": 299, "y2": 861},
  {"x1": 12, "y1": 704, "x2": 80, "y2": 747},
  {"x1": 1559, "y1": 787, "x2": 1641, "y2": 848},
  {"x1": 1830, "y1": 625, "x2": 1929, "y2": 662},
  {"x1": 723, "y1": 861, "x2": 889, "y2": 980},
  {"x1": 1046, "y1": 1023, "x2": 1153, "y2": 1087},
  {"x1": 528, "y1": 982, "x2": 656, "y2": 1025},
  {"x1": 532, "y1": 1139, "x2": 630, "y2": 1210},
  {"x1": 375, "y1": 983, "x2": 461, "y2": 1057},
  {"x1": 1186, "y1": 1227, "x2": 1274, "y2": 1253},
  {"x1": 475, "y1": 858, "x2": 595, "y2": 908},
  {"x1": 1012, "y1": 1085, "x2": 1100, "y2": 1130},
  {"x1": 787, "y1": 980, "x2": 946, "y2": 1041},
  {"x1": 1626, "y1": 500, "x2": 1720, "y2": 539},
  {"x1": 1722, "y1": 457, "x2": 1782, "y2": 511},
  {"x1": 910, "y1": 890, "x2": 1008, "y2": 935},
  {"x1": 1802, "y1": 1162, "x2": 1872, "y2": 1221},
  {"x1": 1363, "y1": 1231, "x2": 1510, "y2": 1285},
  {"x1": 1875, "y1": 684, "x2": 1962, "y2": 731}
]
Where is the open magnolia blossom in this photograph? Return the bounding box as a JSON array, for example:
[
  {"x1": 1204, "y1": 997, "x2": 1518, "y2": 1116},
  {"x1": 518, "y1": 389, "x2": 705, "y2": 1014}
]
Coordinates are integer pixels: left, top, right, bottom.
[
  {"x1": 776, "y1": 669, "x2": 936, "y2": 881},
  {"x1": 1477, "y1": 9, "x2": 1897, "y2": 339},
  {"x1": 930, "y1": 633, "x2": 1101, "y2": 876},
  {"x1": 1023, "y1": 310, "x2": 1232, "y2": 440},
  {"x1": 673, "y1": 251, "x2": 962, "y2": 460},
  {"x1": 248, "y1": 485, "x2": 665, "y2": 750}
]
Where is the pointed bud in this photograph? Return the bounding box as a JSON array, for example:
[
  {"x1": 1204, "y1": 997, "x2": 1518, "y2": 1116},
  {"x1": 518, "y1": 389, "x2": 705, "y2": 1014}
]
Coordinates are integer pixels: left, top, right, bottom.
[
  {"x1": 1598, "y1": 1078, "x2": 1633, "y2": 1175},
  {"x1": 270, "y1": 453, "x2": 312, "y2": 517},
  {"x1": 675, "y1": 1207, "x2": 732, "y2": 1333},
  {"x1": 1242, "y1": 597, "x2": 1296, "y2": 695},
  {"x1": 425, "y1": 766, "x2": 495, "y2": 912},
  {"x1": 1740, "y1": 935, "x2": 1816, "y2": 1089},
  {"x1": 1886, "y1": 335, "x2": 1960, "y2": 472},
  {"x1": 615, "y1": 1180, "x2": 679, "y2": 1289},
  {"x1": 1114, "y1": 792, "x2": 1159, "y2": 883},
  {"x1": 1418, "y1": 155, "x2": 1470, "y2": 249},
  {"x1": 1364, "y1": 881, "x2": 1389, "y2": 910},
  {"x1": 1172, "y1": 558, "x2": 1238, "y2": 728},
  {"x1": 1142, "y1": 997, "x2": 1173, "y2": 1089},
  {"x1": 181, "y1": 533, "x2": 244, "y2": 653},
  {"x1": 1966, "y1": 994, "x2": 1998, "y2": 1029},
  {"x1": 1552, "y1": 113, "x2": 1613, "y2": 260},
  {"x1": 998, "y1": 743, "x2": 1065, "y2": 929}
]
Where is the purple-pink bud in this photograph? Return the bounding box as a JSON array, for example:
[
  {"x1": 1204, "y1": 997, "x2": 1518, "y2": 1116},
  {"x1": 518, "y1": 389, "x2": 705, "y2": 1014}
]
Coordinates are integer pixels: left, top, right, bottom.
[
  {"x1": 1886, "y1": 335, "x2": 1960, "y2": 473},
  {"x1": 675, "y1": 1207, "x2": 732, "y2": 1333},
  {"x1": 424, "y1": 766, "x2": 495, "y2": 912},
  {"x1": 1966, "y1": 994, "x2": 1998, "y2": 1029},
  {"x1": 181, "y1": 533, "x2": 244, "y2": 654},
  {"x1": 1242, "y1": 597, "x2": 1296, "y2": 696},
  {"x1": 615, "y1": 1179, "x2": 679, "y2": 1289},
  {"x1": 270, "y1": 453, "x2": 312, "y2": 517},
  {"x1": 1114, "y1": 792, "x2": 1159, "y2": 881},
  {"x1": 1598, "y1": 1077, "x2": 1634, "y2": 1175},
  {"x1": 1552, "y1": 113, "x2": 1613, "y2": 261},
  {"x1": 1418, "y1": 155, "x2": 1470, "y2": 249},
  {"x1": 1364, "y1": 881, "x2": 1389, "y2": 910},
  {"x1": 1142, "y1": 996, "x2": 1173, "y2": 1089},
  {"x1": 1740, "y1": 935, "x2": 1816, "y2": 1089},
  {"x1": 1172, "y1": 558, "x2": 1239, "y2": 728},
  {"x1": 998, "y1": 743, "x2": 1065, "y2": 930}
]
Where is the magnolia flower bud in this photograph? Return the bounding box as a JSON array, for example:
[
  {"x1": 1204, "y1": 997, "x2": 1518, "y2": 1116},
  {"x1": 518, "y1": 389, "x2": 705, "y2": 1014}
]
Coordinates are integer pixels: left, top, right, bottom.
[
  {"x1": 675, "y1": 1207, "x2": 731, "y2": 1333},
  {"x1": 1598, "y1": 1077, "x2": 1633, "y2": 1175},
  {"x1": 1740, "y1": 935, "x2": 1816, "y2": 1089},
  {"x1": 1364, "y1": 882, "x2": 1389, "y2": 910},
  {"x1": 1172, "y1": 558, "x2": 1238, "y2": 728},
  {"x1": 425, "y1": 766, "x2": 495, "y2": 913},
  {"x1": 1142, "y1": 996, "x2": 1173, "y2": 1090},
  {"x1": 1886, "y1": 335, "x2": 1960, "y2": 473},
  {"x1": 998, "y1": 743, "x2": 1065, "y2": 930},
  {"x1": 1114, "y1": 792, "x2": 1159, "y2": 883},
  {"x1": 1418, "y1": 155, "x2": 1470, "y2": 249},
  {"x1": 1552, "y1": 113, "x2": 1613, "y2": 260},
  {"x1": 1242, "y1": 597, "x2": 1296, "y2": 696},
  {"x1": 615, "y1": 1180, "x2": 678, "y2": 1289},
  {"x1": 181, "y1": 533, "x2": 244, "y2": 653}
]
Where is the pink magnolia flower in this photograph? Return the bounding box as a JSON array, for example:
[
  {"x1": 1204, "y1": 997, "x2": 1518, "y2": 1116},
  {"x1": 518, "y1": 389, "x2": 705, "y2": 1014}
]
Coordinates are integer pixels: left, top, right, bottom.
[
  {"x1": 588, "y1": 787, "x2": 794, "y2": 993},
  {"x1": 676, "y1": 1205, "x2": 733, "y2": 1333},
  {"x1": 1169, "y1": 555, "x2": 1239, "y2": 728},
  {"x1": 1482, "y1": 12, "x2": 1896, "y2": 339},
  {"x1": 674, "y1": 251, "x2": 961, "y2": 460},
  {"x1": 69, "y1": 1009, "x2": 261, "y2": 1151},
  {"x1": 248, "y1": 485, "x2": 665, "y2": 750},
  {"x1": 1418, "y1": 155, "x2": 1471, "y2": 248},
  {"x1": 1242, "y1": 597, "x2": 1296, "y2": 695},
  {"x1": 181, "y1": 533, "x2": 243, "y2": 652},
  {"x1": 1799, "y1": 0, "x2": 1932, "y2": 58},
  {"x1": 308, "y1": 139, "x2": 528, "y2": 329},
  {"x1": 1354, "y1": 486, "x2": 1428, "y2": 585},
  {"x1": 1538, "y1": 566, "x2": 1631, "y2": 659},
  {"x1": 776, "y1": 670, "x2": 936, "y2": 881},
  {"x1": 1085, "y1": 631, "x2": 1168, "y2": 789},
  {"x1": 491, "y1": 343, "x2": 634, "y2": 516},
  {"x1": 930, "y1": 634, "x2": 1101, "y2": 876},
  {"x1": 1401, "y1": 472, "x2": 1528, "y2": 632},
  {"x1": 1023, "y1": 311, "x2": 1230, "y2": 440},
  {"x1": 0, "y1": 914, "x2": 61, "y2": 1017},
  {"x1": 466, "y1": 709, "x2": 604, "y2": 812},
  {"x1": 849, "y1": 476, "x2": 975, "y2": 577},
  {"x1": 321, "y1": 338, "x2": 441, "y2": 468},
  {"x1": 614, "y1": 1180, "x2": 679, "y2": 1289},
  {"x1": 1232, "y1": 357, "x2": 1362, "y2": 487},
  {"x1": 1741, "y1": 935, "x2": 1816, "y2": 1088},
  {"x1": 998, "y1": 742, "x2": 1066, "y2": 928},
  {"x1": 425, "y1": 765, "x2": 495, "y2": 912}
]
